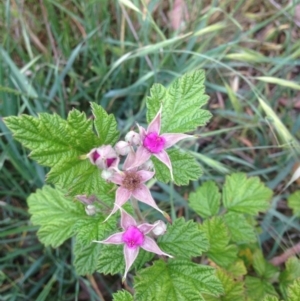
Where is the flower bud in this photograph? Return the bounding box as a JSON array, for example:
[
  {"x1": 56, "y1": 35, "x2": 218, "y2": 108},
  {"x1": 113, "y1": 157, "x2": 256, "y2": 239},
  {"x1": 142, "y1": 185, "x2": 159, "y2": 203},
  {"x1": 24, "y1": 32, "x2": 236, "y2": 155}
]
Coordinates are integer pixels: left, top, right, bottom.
[
  {"x1": 152, "y1": 220, "x2": 167, "y2": 236},
  {"x1": 115, "y1": 141, "x2": 130, "y2": 156},
  {"x1": 101, "y1": 169, "x2": 113, "y2": 181},
  {"x1": 140, "y1": 159, "x2": 154, "y2": 171},
  {"x1": 125, "y1": 131, "x2": 140, "y2": 146},
  {"x1": 88, "y1": 145, "x2": 119, "y2": 169},
  {"x1": 85, "y1": 204, "x2": 97, "y2": 216}
]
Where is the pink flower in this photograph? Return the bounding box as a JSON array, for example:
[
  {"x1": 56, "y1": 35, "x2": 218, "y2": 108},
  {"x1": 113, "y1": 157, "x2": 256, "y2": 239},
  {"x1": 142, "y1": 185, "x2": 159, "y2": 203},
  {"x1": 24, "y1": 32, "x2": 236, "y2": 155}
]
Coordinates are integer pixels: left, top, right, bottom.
[
  {"x1": 131, "y1": 108, "x2": 192, "y2": 179},
  {"x1": 93, "y1": 210, "x2": 173, "y2": 280},
  {"x1": 104, "y1": 150, "x2": 165, "y2": 221},
  {"x1": 88, "y1": 145, "x2": 119, "y2": 169}
]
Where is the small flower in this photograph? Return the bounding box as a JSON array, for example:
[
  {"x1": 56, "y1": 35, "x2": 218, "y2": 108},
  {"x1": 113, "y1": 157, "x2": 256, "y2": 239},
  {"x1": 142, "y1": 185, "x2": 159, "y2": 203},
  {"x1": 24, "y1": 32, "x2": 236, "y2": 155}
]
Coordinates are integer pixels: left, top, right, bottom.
[
  {"x1": 93, "y1": 210, "x2": 173, "y2": 281},
  {"x1": 104, "y1": 150, "x2": 164, "y2": 221},
  {"x1": 131, "y1": 108, "x2": 192, "y2": 179},
  {"x1": 88, "y1": 145, "x2": 119, "y2": 169}
]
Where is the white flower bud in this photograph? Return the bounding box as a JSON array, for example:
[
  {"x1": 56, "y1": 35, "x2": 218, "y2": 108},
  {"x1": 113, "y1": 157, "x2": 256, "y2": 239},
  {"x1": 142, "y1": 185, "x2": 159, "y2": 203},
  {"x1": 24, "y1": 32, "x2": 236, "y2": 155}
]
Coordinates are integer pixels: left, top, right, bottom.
[
  {"x1": 101, "y1": 169, "x2": 113, "y2": 181},
  {"x1": 115, "y1": 141, "x2": 130, "y2": 156},
  {"x1": 85, "y1": 205, "x2": 97, "y2": 216},
  {"x1": 140, "y1": 159, "x2": 154, "y2": 171},
  {"x1": 125, "y1": 131, "x2": 140, "y2": 146},
  {"x1": 152, "y1": 220, "x2": 167, "y2": 236}
]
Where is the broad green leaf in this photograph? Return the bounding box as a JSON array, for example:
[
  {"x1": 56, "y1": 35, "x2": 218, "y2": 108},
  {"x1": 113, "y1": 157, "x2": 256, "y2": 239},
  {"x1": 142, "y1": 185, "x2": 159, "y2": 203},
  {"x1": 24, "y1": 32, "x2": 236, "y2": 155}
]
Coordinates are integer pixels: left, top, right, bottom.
[
  {"x1": 223, "y1": 173, "x2": 272, "y2": 215},
  {"x1": 287, "y1": 191, "x2": 300, "y2": 216},
  {"x1": 158, "y1": 218, "x2": 209, "y2": 258},
  {"x1": 203, "y1": 269, "x2": 244, "y2": 301},
  {"x1": 27, "y1": 185, "x2": 85, "y2": 248},
  {"x1": 200, "y1": 217, "x2": 237, "y2": 268},
  {"x1": 252, "y1": 250, "x2": 278, "y2": 280},
  {"x1": 287, "y1": 278, "x2": 300, "y2": 301},
  {"x1": 146, "y1": 70, "x2": 212, "y2": 133},
  {"x1": 134, "y1": 259, "x2": 224, "y2": 301},
  {"x1": 224, "y1": 212, "x2": 256, "y2": 243},
  {"x1": 226, "y1": 260, "x2": 247, "y2": 278},
  {"x1": 112, "y1": 290, "x2": 133, "y2": 301},
  {"x1": 91, "y1": 102, "x2": 119, "y2": 145},
  {"x1": 73, "y1": 216, "x2": 116, "y2": 275},
  {"x1": 152, "y1": 148, "x2": 203, "y2": 185},
  {"x1": 280, "y1": 257, "x2": 300, "y2": 299},
  {"x1": 97, "y1": 245, "x2": 154, "y2": 276},
  {"x1": 262, "y1": 296, "x2": 279, "y2": 301},
  {"x1": 4, "y1": 110, "x2": 98, "y2": 167},
  {"x1": 245, "y1": 276, "x2": 278, "y2": 300},
  {"x1": 189, "y1": 181, "x2": 221, "y2": 218}
]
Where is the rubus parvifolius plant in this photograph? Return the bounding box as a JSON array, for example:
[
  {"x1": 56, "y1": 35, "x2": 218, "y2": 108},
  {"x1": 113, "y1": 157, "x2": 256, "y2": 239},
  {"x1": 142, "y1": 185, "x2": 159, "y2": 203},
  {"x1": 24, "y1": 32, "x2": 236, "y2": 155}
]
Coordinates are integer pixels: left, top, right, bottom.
[{"x1": 4, "y1": 70, "x2": 300, "y2": 301}]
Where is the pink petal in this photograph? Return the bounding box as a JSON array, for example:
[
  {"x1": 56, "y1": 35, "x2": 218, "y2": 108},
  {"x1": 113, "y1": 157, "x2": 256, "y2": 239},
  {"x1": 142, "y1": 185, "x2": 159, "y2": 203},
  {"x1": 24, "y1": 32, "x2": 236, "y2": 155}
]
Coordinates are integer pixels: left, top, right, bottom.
[
  {"x1": 137, "y1": 223, "x2": 158, "y2": 234},
  {"x1": 137, "y1": 124, "x2": 146, "y2": 140},
  {"x1": 123, "y1": 245, "x2": 140, "y2": 280},
  {"x1": 121, "y1": 210, "x2": 137, "y2": 230},
  {"x1": 141, "y1": 236, "x2": 173, "y2": 257},
  {"x1": 136, "y1": 170, "x2": 155, "y2": 183},
  {"x1": 123, "y1": 149, "x2": 136, "y2": 170},
  {"x1": 132, "y1": 184, "x2": 163, "y2": 214},
  {"x1": 153, "y1": 150, "x2": 173, "y2": 180},
  {"x1": 161, "y1": 133, "x2": 193, "y2": 149},
  {"x1": 147, "y1": 107, "x2": 162, "y2": 134},
  {"x1": 103, "y1": 187, "x2": 131, "y2": 222},
  {"x1": 110, "y1": 172, "x2": 124, "y2": 185},
  {"x1": 93, "y1": 232, "x2": 124, "y2": 245},
  {"x1": 128, "y1": 146, "x2": 151, "y2": 170}
]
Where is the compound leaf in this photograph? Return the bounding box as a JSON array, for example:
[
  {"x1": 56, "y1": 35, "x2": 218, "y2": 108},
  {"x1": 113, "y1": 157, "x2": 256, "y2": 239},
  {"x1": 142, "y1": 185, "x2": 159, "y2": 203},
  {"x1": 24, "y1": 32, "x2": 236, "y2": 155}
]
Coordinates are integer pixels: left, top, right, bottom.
[
  {"x1": 134, "y1": 259, "x2": 224, "y2": 301},
  {"x1": 158, "y1": 217, "x2": 209, "y2": 258},
  {"x1": 189, "y1": 181, "x2": 221, "y2": 218},
  {"x1": 152, "y1": 148, "x2": 202, "y2": 185},
  {"x1": 146, "y1": 70, "x2": 212, "y2": 133},
  {"x1": 223, "y1": 173, "x2": 272, "y2": 215},
  {"x1": 27, "y1": 185, "x2": 85, "y2": 248}
]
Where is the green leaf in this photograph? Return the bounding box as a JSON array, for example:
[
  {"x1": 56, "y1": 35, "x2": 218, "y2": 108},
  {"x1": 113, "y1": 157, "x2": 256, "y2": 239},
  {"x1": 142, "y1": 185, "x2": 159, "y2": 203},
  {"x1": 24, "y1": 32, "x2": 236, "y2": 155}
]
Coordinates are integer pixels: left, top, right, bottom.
[
  {"x1": 280, "y1": 257, "x2": 300, "y2": 299},
  {"x1": 226, "y1": 260, "x2": 247, "y2": 278},
  {"x1": 223, "y1": 173, "x2": 272, "y2": 215},
  {"x1": 112, "y1": 290, "x2": 133, "y2": 301},
  {"x1": 91, "y1": 102, "x2": 119, "y2": 145},
  {"x1": 203, "y1": 269, "x2": 245, "y2": 301},
  {"x1": 27, "y1": 185, "x2": 85, "y2": 248},
  {"x1": 288, "y1": 191, "x2": 300, "y2": 216},
  {"x1": 224, "y1": 212, "x2": 256, "y2": 243},
  {"x1": 97, "y1": 245, "x2": 154, "y2": 276},
  {"x1": 73, "y1": 216, "x2": 116, "y2": 275},
  {"x1": 262, "y1": 296, "x2": 279, "y2": 301},
  {"x1": 252, "y1": 250, "x2": 278, "y2": 280},
  {"x1": 134, "y1": 259, "x2": 224, "y2": 301},
  {"x1": 158, "y1": 218, "x2": 209, "y2": 258},
  {"x1": 245, "y1": 276, "x2": 278, "y2": 300},
  {"x1": 152, "y1": 148, "x2": 203, "y2": 185},
  {"x1": 4, "y1": 110, "x2": 97, "y2": 167},
  {"x1": 5, "y1": 103, "x2": 120, "y2": 197},
  {"x1": 287, "y1": 278, "x2": 300, "y2": 301},
  {"x1": 189, "y1": 181, "x2": 221, "y2": 218},
  {"x1": 146, "y1": 70, "x2": 212, "y2": 133},
  {"x1": 200, "y1": 217, "x2": 237, "y2": 268}
]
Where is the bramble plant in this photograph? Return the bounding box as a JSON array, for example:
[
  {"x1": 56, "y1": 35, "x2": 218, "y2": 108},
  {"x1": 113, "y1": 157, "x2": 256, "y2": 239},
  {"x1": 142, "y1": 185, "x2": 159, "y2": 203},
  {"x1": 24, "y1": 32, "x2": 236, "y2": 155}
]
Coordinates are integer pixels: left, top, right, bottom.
[{"x1": 4, "y1": 70, "x2": 300, "y2": 300}]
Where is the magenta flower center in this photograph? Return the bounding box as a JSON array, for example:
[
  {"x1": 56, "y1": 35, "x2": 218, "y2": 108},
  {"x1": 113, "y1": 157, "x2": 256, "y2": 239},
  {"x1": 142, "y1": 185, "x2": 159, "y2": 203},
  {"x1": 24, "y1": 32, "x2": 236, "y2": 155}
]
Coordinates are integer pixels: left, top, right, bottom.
[
  {"x1": 143, "y1": 132, "x2": 166, "y2": 153},
  {"x1": 92, "y1": 151, "x2": 100, "y2": 162},
  {"x1": 106, "y1": 158, "x2": 116, "y2": 167},
  {"x1": 122, "y1": 226, "x2": 145, "y2": 249}
]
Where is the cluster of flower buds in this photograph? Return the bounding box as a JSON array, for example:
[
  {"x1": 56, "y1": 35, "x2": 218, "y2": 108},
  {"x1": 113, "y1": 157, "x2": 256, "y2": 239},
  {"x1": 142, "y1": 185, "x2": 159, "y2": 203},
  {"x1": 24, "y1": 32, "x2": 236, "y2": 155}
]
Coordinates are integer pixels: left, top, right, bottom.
[{"x1": 83, "y1": 107, "x2": 191, "y2": 279}]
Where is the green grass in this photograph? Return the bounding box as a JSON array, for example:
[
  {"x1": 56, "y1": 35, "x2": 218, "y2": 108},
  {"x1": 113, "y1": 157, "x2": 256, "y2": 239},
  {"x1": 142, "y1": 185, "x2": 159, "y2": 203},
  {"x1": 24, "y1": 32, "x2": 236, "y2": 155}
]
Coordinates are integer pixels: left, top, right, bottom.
[{"x1": 1, "y1": 0, "x2": 300, "y2": 299}]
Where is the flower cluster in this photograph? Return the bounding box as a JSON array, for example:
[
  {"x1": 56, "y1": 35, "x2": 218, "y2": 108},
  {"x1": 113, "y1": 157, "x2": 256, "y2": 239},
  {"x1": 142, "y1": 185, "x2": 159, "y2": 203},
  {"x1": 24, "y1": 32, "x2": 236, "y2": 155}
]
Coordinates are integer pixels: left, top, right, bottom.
[{"x1": 85, "y1": 108, "x2": 191, "y2": 279}]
